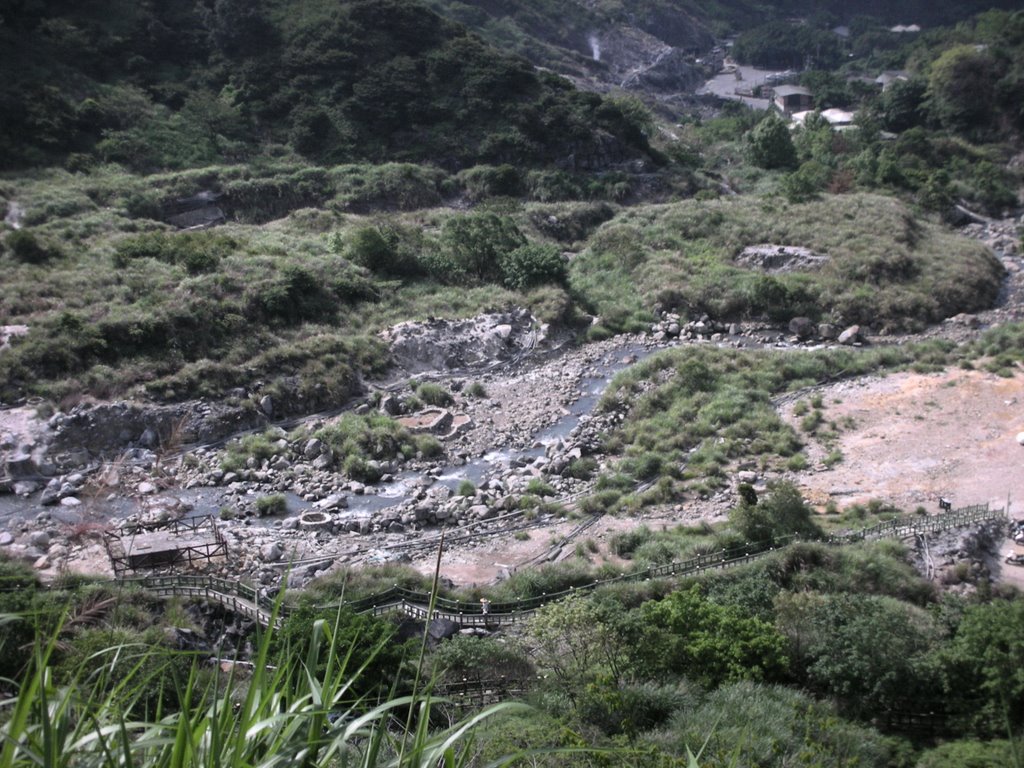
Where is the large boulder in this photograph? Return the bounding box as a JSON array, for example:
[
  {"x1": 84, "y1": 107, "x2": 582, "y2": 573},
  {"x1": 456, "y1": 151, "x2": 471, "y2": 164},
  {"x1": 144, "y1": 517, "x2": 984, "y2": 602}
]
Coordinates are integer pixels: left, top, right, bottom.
[
  {"x1": 838, "y1": 325, "x2": 862, "y2": 345},
  {"x1": 788, "y1": 317, "x2": 815, "y2": 340}
]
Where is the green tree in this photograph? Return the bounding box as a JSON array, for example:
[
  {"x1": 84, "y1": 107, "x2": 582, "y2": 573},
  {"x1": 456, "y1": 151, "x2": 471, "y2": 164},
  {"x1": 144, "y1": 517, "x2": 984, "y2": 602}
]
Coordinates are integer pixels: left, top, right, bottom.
[
  {"x1": 528, "y1": 594, "x2": 634, "y2": 702},
  {"x1": 203, "y1": 0, "x2": 277, "y2": 59},
  {"x1": 500, "y1": 243, "x2": 566, "y2": 291},
  {"x1": 433, "y1": 635, "x2": 534, "y2": 686},
  {"x1": 928, "y1": 44, "x2": 1002, "y2": 136},
  {"x1": 636, "y1": 586, "x2": 789, "y2": 688},
  {"x1": 733, "y1": 21, "x2": 840, "y2": 70},
  {"x1": 800, "y1": 70, "x2": 852, "y2": 109},
  {"x1": 776, "y1": 591, "x2": 943, "y2": 719},
  {"x1": 730, "y1": 481, "x2": 822, "y2": 546},
  {"x1": 273, "y1": 600, "x2": 409, "y2": 698},
  {"x1": 438, "y1": 212, "x2": 526, "y2": 283},
  {"x1": 939, "y1": 598, "x2": 1024, "y2": 734},
  {"x1": 782, "y1": 160, "x2": 830, "y2": 203},
  {"x1": 918, "y1": 170, "x2": 954, "y2": 214},
  {"x1": 746, "y1": 115, "x2": 797, "y2": 170},
  {"x1": 879, "y1": 78, "x2": 928, "y2": 132}
]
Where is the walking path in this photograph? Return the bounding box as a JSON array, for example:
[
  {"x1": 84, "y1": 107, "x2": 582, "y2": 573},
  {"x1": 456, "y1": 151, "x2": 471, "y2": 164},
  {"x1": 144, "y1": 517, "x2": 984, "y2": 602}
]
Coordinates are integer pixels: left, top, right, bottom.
[{"x1": 127, "y1": 502, "x2": 1004, "y2": 629}]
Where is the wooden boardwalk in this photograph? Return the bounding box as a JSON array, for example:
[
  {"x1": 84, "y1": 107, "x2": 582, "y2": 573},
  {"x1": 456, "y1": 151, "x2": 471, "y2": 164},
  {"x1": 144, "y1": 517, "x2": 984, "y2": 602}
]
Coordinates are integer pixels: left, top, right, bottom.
[{"x1": 127, "y1": 502, "x2": 1007, "y2": 630}]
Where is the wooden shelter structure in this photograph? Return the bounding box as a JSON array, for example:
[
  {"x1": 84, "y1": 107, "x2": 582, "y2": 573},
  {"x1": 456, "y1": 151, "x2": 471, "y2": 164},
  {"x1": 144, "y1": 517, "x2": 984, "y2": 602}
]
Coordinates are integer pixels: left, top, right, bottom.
[{"x1": 105, "y1": 516, "x2": 227, "y2": 576}]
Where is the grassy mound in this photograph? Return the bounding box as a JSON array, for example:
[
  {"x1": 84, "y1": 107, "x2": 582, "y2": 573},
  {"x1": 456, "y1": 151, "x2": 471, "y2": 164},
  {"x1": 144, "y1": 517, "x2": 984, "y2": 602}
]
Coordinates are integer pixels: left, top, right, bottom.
[{"x1": 570, "y1": 193, "x2": 1004, "y2": 333}]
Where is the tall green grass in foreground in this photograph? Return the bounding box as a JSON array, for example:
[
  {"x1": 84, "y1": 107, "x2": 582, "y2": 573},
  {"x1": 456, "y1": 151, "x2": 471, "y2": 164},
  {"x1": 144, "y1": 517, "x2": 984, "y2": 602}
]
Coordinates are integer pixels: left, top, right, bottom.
[{"x1": 0, "y1": 608, "x2": 526, "y2": 768}]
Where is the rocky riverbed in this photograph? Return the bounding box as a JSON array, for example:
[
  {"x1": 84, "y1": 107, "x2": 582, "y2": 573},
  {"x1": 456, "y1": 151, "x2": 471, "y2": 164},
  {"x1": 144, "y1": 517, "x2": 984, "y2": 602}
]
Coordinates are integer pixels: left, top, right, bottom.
[{"x1": 3, "y1": 213, "x2": 1023, "y2": 590}]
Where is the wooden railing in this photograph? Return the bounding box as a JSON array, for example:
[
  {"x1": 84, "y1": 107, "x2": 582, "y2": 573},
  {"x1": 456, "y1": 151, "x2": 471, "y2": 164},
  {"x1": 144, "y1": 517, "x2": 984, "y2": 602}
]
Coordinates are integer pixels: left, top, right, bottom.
[{"x1": 123, "y1": 502, "x2": 1006, "y2": 629}]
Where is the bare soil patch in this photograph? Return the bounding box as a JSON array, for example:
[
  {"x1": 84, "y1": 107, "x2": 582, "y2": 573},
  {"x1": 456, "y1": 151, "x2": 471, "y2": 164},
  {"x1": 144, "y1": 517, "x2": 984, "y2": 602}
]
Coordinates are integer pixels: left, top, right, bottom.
[{"x1": 782, "y1": 368, "x2": 1024, "y2": 515}]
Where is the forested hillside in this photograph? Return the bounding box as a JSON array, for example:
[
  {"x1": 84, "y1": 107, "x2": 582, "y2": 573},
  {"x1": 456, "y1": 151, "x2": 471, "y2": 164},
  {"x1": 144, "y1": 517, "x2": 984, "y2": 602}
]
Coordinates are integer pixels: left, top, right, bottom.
[
  {"x1": 417, "y1": 0, "x2": 1021, "y2": 85},
  {"x1": 0, "y1": 0, "x2": 653, "y2": 170}
]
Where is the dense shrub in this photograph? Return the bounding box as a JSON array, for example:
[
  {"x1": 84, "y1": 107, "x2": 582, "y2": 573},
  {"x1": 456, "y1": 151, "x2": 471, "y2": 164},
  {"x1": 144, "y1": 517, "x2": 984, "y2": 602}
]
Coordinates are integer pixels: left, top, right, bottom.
[
  {"x1": 415, "y1": 381, "x2": 453, "y2": 406},
  {"x1": 746, "y1": 115, "x2": 798, "y2": 170},
  {"x1": 729, "y1": 481, "x2": 823, "y2": 546},
  {"x1": 5, "y1": 229, "x2": 60, "y2": 264},
  {"x1": 733, "y1": 21, "x2": 841, "y2": 69},
  {"x1": 500, "y1": 243, "x2": 566, "y2": 291},
  {"x1": 314, "y1": 412, "x2": 415, "y2": 478},
  {"x1": 113, "y1": 231, "x2": 236, "y2": 273},
  {"x1": 457, "y1": 164, "x2": 524, "y2": 200},
  {"x1": 255, "y1": 494, "x2": 288, "y2": 516},
  {"x1": 437, "y1": 212, "x2": 526, "y2": 284}
]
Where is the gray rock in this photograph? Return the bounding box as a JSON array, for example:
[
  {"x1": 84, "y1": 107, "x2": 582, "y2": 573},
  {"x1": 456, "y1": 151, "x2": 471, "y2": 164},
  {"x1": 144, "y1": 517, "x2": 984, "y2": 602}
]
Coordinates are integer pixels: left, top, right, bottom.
[
  {"x1": 261, "y1": 542, "x2": 283, "y2": 562},
  {"x1": 12, "y1": 480, "x2": 39, "y2": 496},
  {"x1": 0, "y1": 532, "x2": 13, "y2": 546},
  {"x1": 137, "y1": 481, "x2": 158, "y2": 495},
  {"x1": 259, "y1": 395, "x2": 274, "y2": 417},
  {"x1": 29, "y1": 531, "x2": 50, "y2": 548},
  {"x1": 379, "y1": 395, "x2": 402, "y2": 416},
  {"x1": 59, "y1": 496, "x2": 81, "y2": 507},
  {"x1": 838, "y1": 325, "x2": 861, "y2": 345},
  {"x1": 40, "y1": 480, "x2": 61, "y2": 506},
  {"x1": 315, "y1": 493, "x2": 348, "y2": 511},
  {"x1": 303, "y1": 438, "x2": 324, "y2": 459},
  {"x1": 818, "y1": 323, "x2": 838, "y2": 340},
  {"x1": 139, "y1": 427, "x2": 159, "y2": 449},
  {"x1": 474, "y1": 505, "x2": 497, "y2": 521},
  {"x1": 788, "y1": 316, "x2": 815, "y2": 340},
  {"x1": 5, "y1": 453, "x2": 36, "y2": 479}
]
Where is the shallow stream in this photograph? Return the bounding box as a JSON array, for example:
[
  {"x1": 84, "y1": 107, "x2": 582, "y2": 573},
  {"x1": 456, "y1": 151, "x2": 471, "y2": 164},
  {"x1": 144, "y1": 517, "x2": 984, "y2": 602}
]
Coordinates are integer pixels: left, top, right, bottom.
[{"x1": 0, "y1": 343, "x2": 652, "y2": 531}]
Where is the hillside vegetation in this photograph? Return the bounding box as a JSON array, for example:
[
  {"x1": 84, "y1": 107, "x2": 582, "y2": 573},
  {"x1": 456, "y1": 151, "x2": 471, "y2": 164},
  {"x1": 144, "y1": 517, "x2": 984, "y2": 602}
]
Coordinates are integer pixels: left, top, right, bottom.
[
  {"x1": 0, "y1": 0, "x2": 653, "y2": 171},
  {"x1": 2, "y1": 2, "x2": 1024, "y2": 765},
  {"x1": 0, "y1": 169, "x2": 1003, "y2": 406},
  {"x1": 572, "y1": 193, "x2": 1002, "y2": 334}
]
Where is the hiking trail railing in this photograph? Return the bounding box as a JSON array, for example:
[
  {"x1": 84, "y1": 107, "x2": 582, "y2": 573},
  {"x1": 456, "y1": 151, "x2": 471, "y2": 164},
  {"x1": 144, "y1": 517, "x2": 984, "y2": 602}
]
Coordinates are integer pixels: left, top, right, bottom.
[{"x1": 112, "y1": 502, "x2": 1006, "y2": 629}]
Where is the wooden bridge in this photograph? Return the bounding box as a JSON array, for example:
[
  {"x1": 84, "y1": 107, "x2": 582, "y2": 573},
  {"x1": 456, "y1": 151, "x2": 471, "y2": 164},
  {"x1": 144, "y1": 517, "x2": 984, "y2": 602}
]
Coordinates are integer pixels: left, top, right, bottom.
[{"x1": 124, "y1": 502, "x2": 1006, "y2": 630}]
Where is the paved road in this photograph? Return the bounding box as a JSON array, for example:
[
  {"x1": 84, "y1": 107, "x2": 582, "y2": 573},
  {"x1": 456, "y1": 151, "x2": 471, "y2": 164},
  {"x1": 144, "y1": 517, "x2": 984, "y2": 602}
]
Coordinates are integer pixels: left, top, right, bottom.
[{"x1": 697, "y1": 64, "x2": 787, "y2": 110}]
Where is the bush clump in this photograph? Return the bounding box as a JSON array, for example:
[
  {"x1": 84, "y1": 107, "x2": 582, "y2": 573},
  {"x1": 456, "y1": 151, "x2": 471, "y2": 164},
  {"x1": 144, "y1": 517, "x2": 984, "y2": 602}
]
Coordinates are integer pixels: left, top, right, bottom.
[
  {"x1": 314, "y1": 412, "x2": 415, "y2": 480},
  {"x1": 221, "y1": 430, "x2": 282, "y2": 471},
  {"x1": 500, "y1": 243, "x2": 567, "y2": 291},
  {"x1": 255, "y1": 494, "x2": 288, "y2": 517},
  {"x1": 415, "y1": 381, "x2": 453, "y2": 406},
  {"x1": 113, "y1": 231, "x2": 238, "y2": 273},
  {"x1": 5, "y1": 229, "x2": 60, "y2": 264}
]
